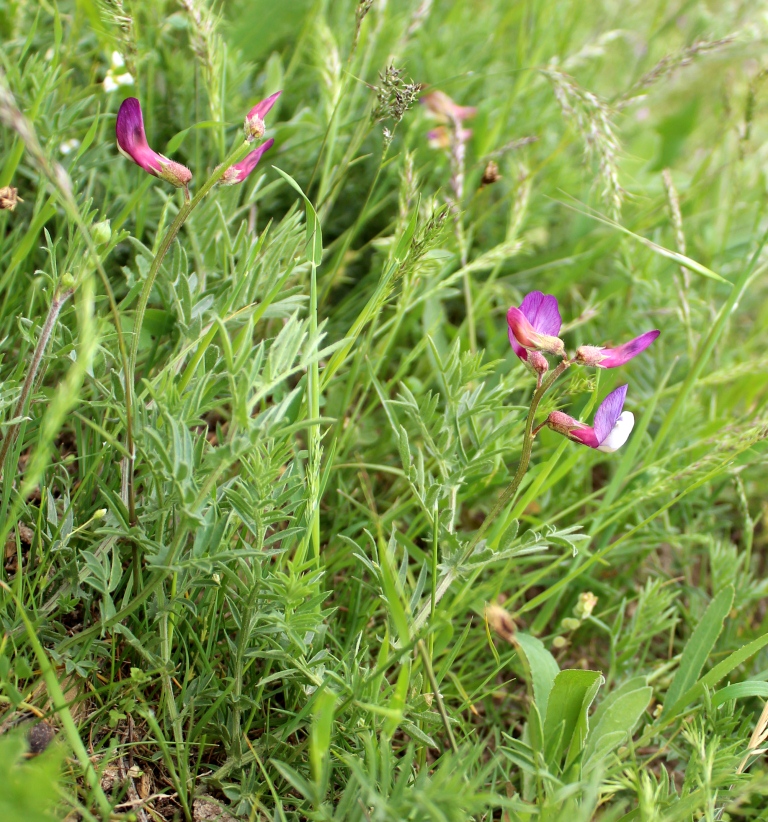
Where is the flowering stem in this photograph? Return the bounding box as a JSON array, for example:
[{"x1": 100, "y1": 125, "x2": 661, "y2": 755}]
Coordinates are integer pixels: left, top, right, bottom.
[
  {"x1": 128, "y1": 140, "x2": 251, "y2": 381},
  {"x1": 124, "y1": 140, "x2": 251, "y2": 583},
  {"x1": 0, "y1": 286, "x2": 74, "y2": 477},
  {"x1": 412, "y1": 360, "x2": 569, "y2": 633}
]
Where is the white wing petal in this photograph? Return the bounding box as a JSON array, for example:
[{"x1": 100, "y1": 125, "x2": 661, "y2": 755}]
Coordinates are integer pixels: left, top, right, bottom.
[{"x1": 597, "y1": 411, "x2": 634, "y2": 453}]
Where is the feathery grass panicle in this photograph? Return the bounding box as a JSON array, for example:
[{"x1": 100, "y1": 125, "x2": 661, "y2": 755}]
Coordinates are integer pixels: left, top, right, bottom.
[
  {"x1": 178, "y1": 0, "x2": 224, "y2": 124},
  {"x1": 544, "y1": 65, "x2": 623, "y2": 217}
]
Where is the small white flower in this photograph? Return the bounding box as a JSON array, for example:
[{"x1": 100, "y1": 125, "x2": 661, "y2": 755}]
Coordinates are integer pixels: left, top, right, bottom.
[
  {"x1": 60, "y1": 138, "x2": 81, "y2": 156},
  {"x1": 103, "y1": 75, "x2": 119, "y2": 94},
  {"x1": 110, "y1": 51, "x2": 125, "y2": 69},
  {"x1": 44, "y1": 47, "x2": 54, "y2": 62},
  {"x1": 114, "y1": 72, "x2": 134, "y2": 87},
  {"x1": 596, "y1": 411, "x2": 635, "y2": 453}
]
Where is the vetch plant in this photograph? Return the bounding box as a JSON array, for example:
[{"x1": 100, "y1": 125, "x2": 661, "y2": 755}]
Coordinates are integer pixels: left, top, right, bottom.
[
  {"x1": 413, "y1": 290, "x2": 658, "y2": 631},
  {"x1": 113, "y1": 91, "x2": 280, "y2": 574}
]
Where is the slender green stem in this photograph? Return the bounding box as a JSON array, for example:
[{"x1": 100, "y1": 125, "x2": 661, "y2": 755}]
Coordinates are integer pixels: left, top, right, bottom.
[
  {"x1": 308, "y1": 259, "x2": 321, "y2": 562},
  {"x1": 0, "y1": 287, "x2": 73, "y2": 476},
  {"x1": 412, "y1": 360, "x2": 570, "y2": 633},
  {"x1": 417, "y1": 639, "x2": 459, "y2": 755}
]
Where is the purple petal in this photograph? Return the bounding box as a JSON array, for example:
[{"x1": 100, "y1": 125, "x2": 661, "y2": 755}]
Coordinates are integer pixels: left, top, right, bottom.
[
  {"x1": 116, "y1": 98, "x2": 191, "y2": 187},
  {"x1": 519, "y1": 291, "x2": 562, "y2": 336},
  {"x1": 597, "y1": 330, "x2": 660, "y2": 368},
  {"x1": 593, "y1": 384, "x2": 628, "y2": 445},
  {"x1": 247, "y1": 91, "x2": 282, "y2": 122},
  {"x1": 116, "y1": 97, "x2": 162, "y2": 175}
]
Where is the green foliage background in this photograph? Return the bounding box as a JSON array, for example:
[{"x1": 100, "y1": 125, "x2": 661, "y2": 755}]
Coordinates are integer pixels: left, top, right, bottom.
[{"x1": 2, "y1": 0, "x2": 768, "y2": 818}]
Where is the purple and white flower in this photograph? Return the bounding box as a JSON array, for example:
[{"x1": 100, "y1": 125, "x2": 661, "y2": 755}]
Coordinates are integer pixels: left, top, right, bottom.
[{"x1": 546, "y1": 384, "x2": 634, "y2": 453}]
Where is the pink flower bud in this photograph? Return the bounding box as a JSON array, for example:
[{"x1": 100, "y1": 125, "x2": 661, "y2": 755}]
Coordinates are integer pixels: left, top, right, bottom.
[
  {"x1": 575, "y1": 330, "x2": 659, "y2": 369},
  {"x1": 528, "y1": 351, "x2": 549, "y2": 376},
  {"x1": 244, "y1": 91, "x2": 281, "y2": 142},
  {"x1": 427, "y1": 125, "x2": 472, "y2": 149},
  {"x1": 116, "y1": 98, "x2": 192, "y2": 190},
  {"x1": 219, "y1": 139, "x2": 274, "y2": 186}
]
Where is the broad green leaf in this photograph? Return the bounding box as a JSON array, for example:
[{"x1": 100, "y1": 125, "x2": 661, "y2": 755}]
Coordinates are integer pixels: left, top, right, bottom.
[
  {"x1": 383, "y1": 661, "x2": 411, "y2": 736},
  {"x1": 543, "y1": 669, "x2": 603, "y2": 770},
  {"x1": 380, "y1": 533, "x2": 411, "y2": 646},
  {"x1": 583, "y1": 681, "x2": 652, "y2": 771},
  {"x1": 514, "y1": 632, "x2": 559, "y2": 719},
  {"x1": 661, "y1": 585, "x2": 734, "y2": 719}
]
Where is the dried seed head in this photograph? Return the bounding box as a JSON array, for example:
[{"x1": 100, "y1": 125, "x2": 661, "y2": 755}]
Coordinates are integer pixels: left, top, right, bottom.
[
  {"x1": 481, "y1": 160, "x2": 501, "y2": 187},
  {"x1": 0, "y1": 186, "x2": 20, "y2": 211},
  {"x1": 486, "y1": 603, "x2": 516, "y2": 643}
]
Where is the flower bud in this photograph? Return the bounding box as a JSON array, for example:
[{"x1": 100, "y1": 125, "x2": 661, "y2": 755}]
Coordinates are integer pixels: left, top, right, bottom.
[
  {"x1": 561, "y1": 617, "x2": 581, "y2": 631},
  {"x1": 574, "y1": 591, "x2": 598, "y2": 619},
  {"x1": 92, "y1": 219, "x2": 111, "y2": 245},
  {"x1": 486, "y1": 603, "x2": 516, "y2": 643},
  {"x1": 60, "y1": 272, "x2": 76, "y2": 290},
  {"x1": 545, "y1": 410, "x2": 581, "y2": 437},
  {"x1": 243, "y1": 91, "x2": 282, "y2": 142},
  {"x1": 528, "y1": 351, "x2": 549, "y2": 376}
]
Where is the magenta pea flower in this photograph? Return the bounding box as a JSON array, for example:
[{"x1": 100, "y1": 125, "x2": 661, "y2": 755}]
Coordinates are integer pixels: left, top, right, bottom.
[
  {"x1": 421, "y1": 90, "x2": 476, "y2": 123},
  {"x1": 219, "y1": 138, "x2": 274, "y2": 185},
  {"x1": 244, "y1": 91, "x2": 281, "y2": 141},
  {"x1": 116, "y1": 98, "x2": 192, "y2": 191},
  {"x1": 507, "y1": 291, "x2": 565, "y2": 361},
  {"x1": 575, "y1": 330, "x2": 660, "y2": 368},
  {"x1": 427, "y1": 126, "x2": 472, "y2": 149},
  {"x1": 546, "y1": 384, "x2": 634, "y2": 453}
]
